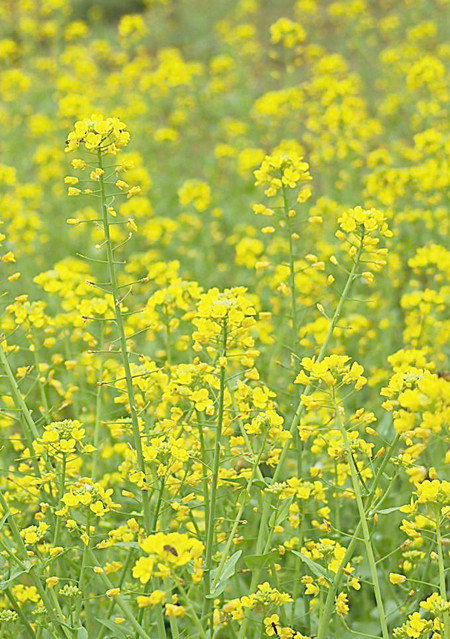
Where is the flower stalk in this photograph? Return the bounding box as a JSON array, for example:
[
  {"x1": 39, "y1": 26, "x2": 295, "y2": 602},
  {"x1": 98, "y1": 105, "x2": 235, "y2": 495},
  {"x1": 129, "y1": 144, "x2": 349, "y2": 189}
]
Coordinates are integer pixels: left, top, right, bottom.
[{"x1": 97, "y1": 150, "x2": 152, "y2": 533}]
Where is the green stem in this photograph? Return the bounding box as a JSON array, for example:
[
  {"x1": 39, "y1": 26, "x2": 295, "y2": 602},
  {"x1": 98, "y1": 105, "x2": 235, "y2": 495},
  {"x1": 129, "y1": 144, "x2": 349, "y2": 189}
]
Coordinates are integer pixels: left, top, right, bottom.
[
  {"x1": 177, "y1": 578, "x2": 207, "y2": 639},
  {"x1": 196, "y1": 410, "x2": 211, "y2": 544},
  {"x1": 87, "y1": 548, "x2": 152, "y2": 639},
  {"x1": 155, "y1": 604, "x2": 168, "y2": 639},
  {"x1": 318, "y1": 432, "x2": 400, "y2": 639},
  {"x1": 202, "y1": 319, "x2": 227, "y2": 629},
  {"x1": 335, "y1": 405, "x2": 389, "y2": 639},
  {"x1": 52, "y1": 453, "x2": 66, "y2": 547},
  {"x1": 91, "y1": 325, "x2": 105, "y2": 481},
  {"x1": 436, "y1": 514, "x2": 450, "y2": 639},
  {"x1": 31, "y1": 337, "x2": 51, "y2": 422},
  {"x1": 97, "y1": 549, "x2": 135, "y2": 639},
  {"x1": 281, "y1": 184, "x2": 299, "y2": 371},
  {"x1": 152, "y1": 475, "x2": 166, "y2": 533},
  {"x1": 290, "y1": 510, "x2": 305, "y2": 628},
  {"x1": 73, "y1": 513, "x2": 92, "y2": 628},
  {"x1": 4, "y1": 587, "x2": 36, "y2": 639},
  {"x1": 238, "y1": 242, "x2": 363, "y2": 639},
  {"x1": 97, "y1": 150, "x2": 151, "y2": 533},
  {"x1": 0, "y1": 341, "x2": 42, "y2": 478},
  {"x1": 212, "y1": 426, "x2": 269, "y2": 590},
  {"x1": 0, "y1": 492, "x2": 70, "y2": 639}
]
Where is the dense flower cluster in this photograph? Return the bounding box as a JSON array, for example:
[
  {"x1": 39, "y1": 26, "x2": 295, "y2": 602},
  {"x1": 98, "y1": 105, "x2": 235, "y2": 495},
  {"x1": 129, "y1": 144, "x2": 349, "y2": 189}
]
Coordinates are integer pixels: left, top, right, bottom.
[
  {"x1": 65, "y1": 115, "x2": 130, "y2": 153},
  {"x1": 0, "y1": 1, "x2": 448, "y2": 639}
]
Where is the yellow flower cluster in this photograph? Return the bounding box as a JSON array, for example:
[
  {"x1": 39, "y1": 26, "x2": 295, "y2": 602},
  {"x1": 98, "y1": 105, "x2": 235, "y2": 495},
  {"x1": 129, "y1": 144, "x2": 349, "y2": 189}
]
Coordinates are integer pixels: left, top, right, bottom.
[
  {"x1": 33, "y1": 419, "x2": 91, "y2": 457},
  {"x1": 132, "y1": 532, "x2": 204, "y2": 583},
  {"x1": 58, "y1": 479, "x2": 118, "y2": 518},
  {"x1": 254, "y1": 151, "x2": 312, "y2": 199},
  {"x1": 65, "y1": 115, "x2": 130, "y2": 153},
  {"x1": 295, "y1": 354, "x2": 367, "y2": 390},
  {"x1": 191, "y1": 286, "x2": 257, "y2": 355},
  {"x1": 0, "y1": 1, "x2": 448, "y2": 638}
]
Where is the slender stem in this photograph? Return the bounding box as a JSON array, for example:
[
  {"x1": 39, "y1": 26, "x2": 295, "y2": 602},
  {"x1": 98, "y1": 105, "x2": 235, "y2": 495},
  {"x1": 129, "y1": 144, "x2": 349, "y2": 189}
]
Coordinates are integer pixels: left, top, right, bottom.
[
  {"x1": 196, "y1": 410, "x2": 211, "y2": 543},
  {"x1": 4, "y1": 587, "x2": 36, "y2": 639},
  {"x1": 436, "y1": 514, "x2": 450, "y2": 639},
  {"x1": 281, "y1": 184, "x2": 299, "y2": 371},
  {"x1": 91, "y1": 325, "x2": 104, "y2": 481},
  {"x1": 290, "y1": 510, "x2": 305, "y2": 628},
  {"x1": 177, "y1": 578, "x2": 207, "y2": 639},
  {"x1": 52, "y1": 453, "x2": 66, "y2": 548},
  {"x1": 238, "y1": 243, "x2": 364, "y2": 639},
  {"x1": 97, "y1": 150, "x2": 151, "y2": 533},
  {"x1": 31, "y1": 337, "x2": 51, "y2": 422},
  {"x1": 155, "y1": 603, "x2": 168, "y2": 639},
  {"x1": 202, "y1": 319, "x2": 227, "y2": 628},
  {"x1": 97, "y1": 549, "x2": 135, "y2": 639},
  {"x1": 87, "y1": 548, "x2": 152, "y2": 639},
  {"x1": 0, "y1": 492, "x2": 70, "y2": 639},
  {"x1": 0, "y1": 341, "x2": 42, "y2": 477},
  {"x1": 152, "y1": 475, "x2": 166, "y2": 533},
  {"x1": 212, "y1": 426, "x2": 269, "y2": 590},
  {"x1": 318, "y1": 432, "x2": 400, "y2": 639},
  {"x1": 335, "y1": 405, "x2": 389, "y2": 639},
  {"x1": 73, "y1": 513, "x2": 92, "y2": 628}
]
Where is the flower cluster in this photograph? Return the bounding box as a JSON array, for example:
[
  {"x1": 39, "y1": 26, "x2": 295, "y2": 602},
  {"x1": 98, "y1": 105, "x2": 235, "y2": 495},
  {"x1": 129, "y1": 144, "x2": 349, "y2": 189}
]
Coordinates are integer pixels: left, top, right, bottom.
[
  {"x1": 295, "y1": 355, "x2": 367, "y2": 391},
  {"x1": 65, "y1": 115, "x2": 130, "y2": 153},
  {"x1": 57, "y1": 479, "x2": 118, "y2": 518},
  {"x1": 254, "y1": 151, "x2": 312, "y2": 199},
  {"x1": 132, "y1": 532, "x2": 204, "y2": 584},
  {"x1": 0, "y1": 1, "x2": 448, "y2": 638}
]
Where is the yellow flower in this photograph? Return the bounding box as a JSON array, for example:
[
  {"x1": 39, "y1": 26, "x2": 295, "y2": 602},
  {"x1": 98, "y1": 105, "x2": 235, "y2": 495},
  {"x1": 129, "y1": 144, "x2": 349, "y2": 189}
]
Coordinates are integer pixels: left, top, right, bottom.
[
  {"x1": 132, "y1": 556, "x2": 155, "y2": 584},
  {"x1": 389, "y1": 572, "x2": 406, "y2": 585},
  {"x1": 46, "y1": 577, "x2": 59, "y2": 589},
  {"x1": 335, "y1": 592, "x2": 349, "y2": 616},
  {"x1": 137, "y1": 590, "x2": 166, "y2": 607}
]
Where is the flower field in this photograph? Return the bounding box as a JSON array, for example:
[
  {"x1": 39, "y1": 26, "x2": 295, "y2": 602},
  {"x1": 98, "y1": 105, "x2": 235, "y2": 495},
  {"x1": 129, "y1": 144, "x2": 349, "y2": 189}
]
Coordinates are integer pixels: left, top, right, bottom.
[{"x1": 0, "y1": 0, "x2": 449, "y2": 637}]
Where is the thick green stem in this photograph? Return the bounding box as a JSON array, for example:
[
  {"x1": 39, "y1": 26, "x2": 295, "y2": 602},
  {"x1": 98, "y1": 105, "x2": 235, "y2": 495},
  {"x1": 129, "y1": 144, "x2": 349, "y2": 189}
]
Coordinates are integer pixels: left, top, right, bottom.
[{"x1": 97, "y1": 151, "x2": 151, "y2": 533}]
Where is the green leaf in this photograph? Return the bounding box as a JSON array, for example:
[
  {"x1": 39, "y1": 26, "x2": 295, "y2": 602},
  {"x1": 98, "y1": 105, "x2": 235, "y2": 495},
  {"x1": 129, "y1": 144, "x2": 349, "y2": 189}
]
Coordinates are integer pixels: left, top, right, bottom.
[
  {"x1": 112, "y1": 541, "x2": 140, "y2": 550},
  {"x1": 96, "y1": 617, "x2": 130, "y2": 638},
  {"x1": 376, "y1": 506, "x2": 400, "y2": 515},
  {"x1": 75, "y1": 628, "x2": 89, "y2": 639},
  {"x1": 290, "y1": 550, "x2": 330, "y2": 582},
  {"x1": 244, "y1": 548, "x2": 279, "y2": 569},
  {"x1": 0, "y1": 563, "x2": 33, "y2": 591},
  {"x1": 0, "y1": 511, "x2": 9, "y2": 532},
  {"x1": 207, "y1": 550, "x2": 242, "y2": 598},
  {"x1": 237, "y1": 491, "x2": 251, "y2": 507},
  {"x1": 269, "y1": 497, "x2": 292, "y2": 528},
  {"x1": 252, "y1": 479, "x2": 268, "y2": 490}
]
